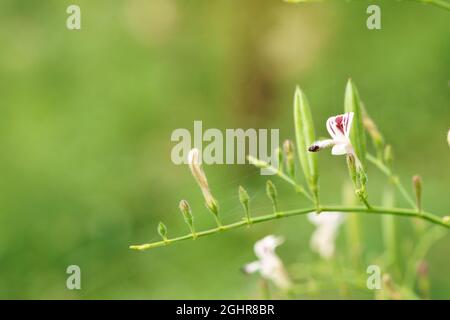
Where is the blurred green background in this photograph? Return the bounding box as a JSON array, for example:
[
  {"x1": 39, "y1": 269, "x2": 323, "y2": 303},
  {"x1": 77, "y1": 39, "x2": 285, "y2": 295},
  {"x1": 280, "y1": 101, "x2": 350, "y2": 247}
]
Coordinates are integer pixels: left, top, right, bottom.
[{"x1": 0, "y1": 0, "x2": 449, "y2": 299}]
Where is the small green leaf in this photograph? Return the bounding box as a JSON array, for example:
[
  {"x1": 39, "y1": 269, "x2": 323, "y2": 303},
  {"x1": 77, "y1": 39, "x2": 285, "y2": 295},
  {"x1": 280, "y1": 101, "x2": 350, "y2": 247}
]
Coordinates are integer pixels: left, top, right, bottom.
[
  {"x1": 157, "y1": 222, "x2": 168, "y2": 240},
  {"x1": 293, "y1": 86, "x2": 318, "y2": 201},
  {"x1": 344, "y1": 79, "x2": 367, "y2": 170}
]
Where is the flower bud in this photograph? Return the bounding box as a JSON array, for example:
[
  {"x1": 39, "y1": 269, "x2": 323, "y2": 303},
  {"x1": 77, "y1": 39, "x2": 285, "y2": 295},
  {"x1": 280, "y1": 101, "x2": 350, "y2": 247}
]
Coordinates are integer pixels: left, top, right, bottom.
[
  {"x1": 157, "y1": 222, "x2": 168, "y2": 241},
  {"x1": 188, "y1": 148, "x2": 221, "y2": 226},
  {"x1": 266, "y1": 180, "x2": 278, "y2": 213},
  {"x1": 283, "y1": 140, "x2": 296, "y2": 178},
  {"x1": 412, "y1": 175, "x2": 422, "y2": 212},
  {"x1": 443, "y1": 216, "x2": 450, "y2": 224},
  {"x1": 179, "y1": 200, "x2": 196, "y2": 237},
  {"x1": 239, "y1": 186, "x2": 251, "y2": 223}
]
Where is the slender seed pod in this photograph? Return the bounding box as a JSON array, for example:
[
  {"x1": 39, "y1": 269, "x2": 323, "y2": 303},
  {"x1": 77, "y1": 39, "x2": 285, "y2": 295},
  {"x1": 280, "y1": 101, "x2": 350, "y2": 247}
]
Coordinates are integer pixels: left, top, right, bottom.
[
  {"x1": 239, "y1": 186, "x2": 251, "y2": 224},
  {"x1": 344, "y1": 80, "x2": 369, "y2": 205},
  {"x1": 344, "y1": 79, "x2": 367, "y2": 171},
  {"x1": 412, "y1": 175, "x2": 422, "y2": 212},
  {"x1": 293, "y1": 86, "x2": 319, "y2": 204}
]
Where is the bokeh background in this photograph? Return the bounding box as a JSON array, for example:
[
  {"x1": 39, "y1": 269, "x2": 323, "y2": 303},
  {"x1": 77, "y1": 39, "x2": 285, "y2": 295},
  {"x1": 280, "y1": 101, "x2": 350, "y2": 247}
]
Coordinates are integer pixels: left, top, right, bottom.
[{"x1": 0, "y1": 0, "x2": 448, "y2": 299}]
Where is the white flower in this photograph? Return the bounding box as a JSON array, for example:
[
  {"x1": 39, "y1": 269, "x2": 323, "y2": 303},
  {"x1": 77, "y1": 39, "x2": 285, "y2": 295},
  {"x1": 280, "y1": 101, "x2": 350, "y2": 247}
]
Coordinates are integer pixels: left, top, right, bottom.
[
  {"x1": 187, "y1": 148, "x2": 217, "y2": 212},
  {"x1": 308, "y1": 112, "x2": 361, "y2": 167},
  {"x1": 308, "y1": 212, "x2": 345, "y2": 260},
  {"x1": 242, "y1": 235, "x2": 292, "y2": 290}
]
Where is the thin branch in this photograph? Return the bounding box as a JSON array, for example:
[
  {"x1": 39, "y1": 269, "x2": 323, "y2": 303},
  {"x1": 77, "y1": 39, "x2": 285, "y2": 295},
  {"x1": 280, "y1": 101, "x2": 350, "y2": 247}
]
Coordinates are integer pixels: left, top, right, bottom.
[
  {"x1": 366, "y1": 154, "x2": 417, "y2": 208},
  {"x1": 130, "y1": 205, "x2": 449, "y2": 251}
]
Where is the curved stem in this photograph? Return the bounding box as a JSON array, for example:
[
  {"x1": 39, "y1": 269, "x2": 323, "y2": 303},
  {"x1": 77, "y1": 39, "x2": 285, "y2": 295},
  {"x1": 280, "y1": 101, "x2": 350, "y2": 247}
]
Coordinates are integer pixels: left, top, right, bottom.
[
  {"x1": 247, "y1": 156, "x2": 313, "y2": 202},
  {"x1": 130, "y1": 205, "x2": 449, "y2": 251},
  {"x1": 366, "y1": 154, "x2": 416, "y2": 208}
]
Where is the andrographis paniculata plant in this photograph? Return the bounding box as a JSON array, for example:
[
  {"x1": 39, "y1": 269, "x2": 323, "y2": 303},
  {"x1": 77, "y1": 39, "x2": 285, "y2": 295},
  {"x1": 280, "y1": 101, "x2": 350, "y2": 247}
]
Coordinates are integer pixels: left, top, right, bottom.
[{"x1": 130, "y1": 79, "x2": 449, "y2": 298}]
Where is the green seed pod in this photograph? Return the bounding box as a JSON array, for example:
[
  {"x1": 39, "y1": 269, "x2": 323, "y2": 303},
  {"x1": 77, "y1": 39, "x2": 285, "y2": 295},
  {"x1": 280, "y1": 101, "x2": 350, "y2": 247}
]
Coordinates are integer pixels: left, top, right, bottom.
[
  {"x1": 412, "y1": 175, "x2": 422, "y2": 211},
  {"x1": 238, "y1": 185, "x2": 251, "y2": 223},
  {"x1": 344, "y1": 79, "x2": 367, "y2": 171},
  {"x1": 157, "y1": 222, "x2": 168, "y2": 241},
  {"x1": 266, "y1": 180, "x2": 278, "y2": 213},
  {"x1": 293, "y1": 86, "x2": 318, "y2": 201}
]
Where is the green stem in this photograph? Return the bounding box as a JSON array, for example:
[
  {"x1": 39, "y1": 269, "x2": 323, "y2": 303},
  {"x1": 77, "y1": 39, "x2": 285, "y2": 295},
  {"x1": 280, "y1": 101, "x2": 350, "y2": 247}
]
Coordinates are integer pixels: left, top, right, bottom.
[
  {"x1": 130, "y1": 205, "x2": 449, "y2": 251},
  {"x1": 248, "y1": 156, "x2": 313, "y2": 202},
  {"x1": 366, "y1": 154, "x2": 416, "y2": 208}
]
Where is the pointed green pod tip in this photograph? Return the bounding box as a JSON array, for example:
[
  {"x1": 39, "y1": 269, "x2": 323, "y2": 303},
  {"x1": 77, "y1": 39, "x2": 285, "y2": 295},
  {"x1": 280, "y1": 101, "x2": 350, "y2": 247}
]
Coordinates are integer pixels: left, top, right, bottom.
[
  {"x1": 344, "y1": 79, "x2": 367, "y2": 170},
  {"x1": 293, "y1": 86, "x2": 318, "y2": 198}
]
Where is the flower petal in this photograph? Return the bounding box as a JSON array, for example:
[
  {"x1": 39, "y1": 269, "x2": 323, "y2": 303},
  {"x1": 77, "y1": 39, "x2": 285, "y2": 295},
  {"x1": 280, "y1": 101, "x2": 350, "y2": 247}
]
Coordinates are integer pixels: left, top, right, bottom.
[
  {"x1": 326, "y1": 116, "x2": 338, "y2": 139},
  {"x1": 343, "y1": 112, "x2": 354, "y2": 138},
  {"x1": 331, "y1": 144, "x2": 347, "y2": 155},
  {"x1": 243, "y1": 261, "x2": 261, "y2": 274}
]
